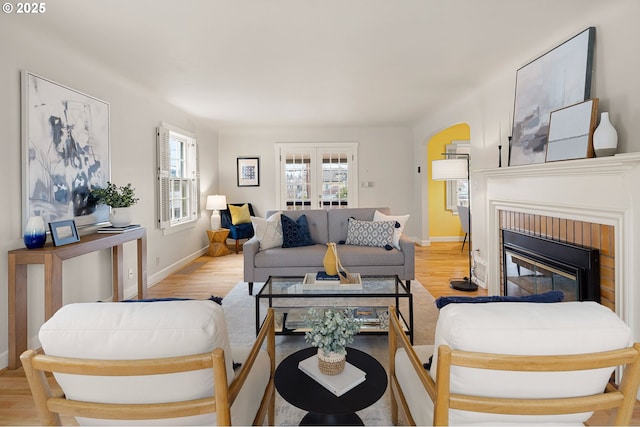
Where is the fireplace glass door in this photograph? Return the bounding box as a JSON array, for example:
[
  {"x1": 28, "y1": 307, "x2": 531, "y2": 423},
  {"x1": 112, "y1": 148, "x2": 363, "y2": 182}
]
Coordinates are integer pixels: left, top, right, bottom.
[{"x1": 504, "y1": 250, "x2": 579, "y2": 301}]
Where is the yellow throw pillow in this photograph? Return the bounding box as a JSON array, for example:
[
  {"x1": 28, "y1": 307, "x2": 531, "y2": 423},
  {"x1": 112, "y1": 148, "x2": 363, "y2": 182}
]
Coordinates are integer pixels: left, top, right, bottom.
[{"x1": 229, "y1": 204, "x2": 251, "y2": 225}]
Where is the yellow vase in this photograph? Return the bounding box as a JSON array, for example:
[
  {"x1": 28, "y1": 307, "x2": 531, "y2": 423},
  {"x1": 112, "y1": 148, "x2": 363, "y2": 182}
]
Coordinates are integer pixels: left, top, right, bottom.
[{"x1": 323, "y1": 243, "x2": 339, "y2": 276}]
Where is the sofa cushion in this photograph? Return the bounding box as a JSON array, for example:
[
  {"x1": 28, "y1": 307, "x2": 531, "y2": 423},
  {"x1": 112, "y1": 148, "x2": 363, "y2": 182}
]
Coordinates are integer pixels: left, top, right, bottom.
[
  {"x1": 373, "y1": 210, "x2": 409, "y2": 250},
  {"x1": 338, "y1": 244, "x2": 405, "y2": 266},
  {"x1": 281, "y1": 214, "x2": 315, "y2": 248},
  {"x1": 345, "y1": 218, "x2": 395, "y2": 249},
  {"x1": 255, "y1": 244, "x2": 327, "y2": 268},
  {"x1": 430, "y1": 301, "x2": 633, "y2": 425},
  {"x1": 251, "y1": 211, "x2": 283, "y2": 250},
  {"x1": 38, "y1": 300, "x2": 236, "y2": 425},
  {"x1": 229, "y1": 203, "x2": 252, "y2": 225}
]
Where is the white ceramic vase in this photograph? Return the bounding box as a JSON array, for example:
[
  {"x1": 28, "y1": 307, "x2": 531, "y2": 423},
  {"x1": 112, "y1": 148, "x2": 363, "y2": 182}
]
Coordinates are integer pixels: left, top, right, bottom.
[
  {"x1": 593, "y1": 112, "x2": 618, "y2": 157},
  {"x1": 109, "y1": 207, "x2": 132, "y2": 227}
]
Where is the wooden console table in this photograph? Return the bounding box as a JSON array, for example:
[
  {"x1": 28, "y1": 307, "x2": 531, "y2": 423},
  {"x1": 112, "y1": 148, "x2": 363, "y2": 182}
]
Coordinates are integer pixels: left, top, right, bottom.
[{"x1": 7, "y1": 228, "x2": 147, "y2": 369}]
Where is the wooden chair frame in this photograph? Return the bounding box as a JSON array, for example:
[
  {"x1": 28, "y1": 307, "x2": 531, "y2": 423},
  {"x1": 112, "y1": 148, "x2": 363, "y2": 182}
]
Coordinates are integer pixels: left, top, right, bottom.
[
  {"x1": 388, "y1": 306, "x2": 640, "y2": 426},
  {"x1": 21, "y1": 308, "x2": 276, "y2": 426}
]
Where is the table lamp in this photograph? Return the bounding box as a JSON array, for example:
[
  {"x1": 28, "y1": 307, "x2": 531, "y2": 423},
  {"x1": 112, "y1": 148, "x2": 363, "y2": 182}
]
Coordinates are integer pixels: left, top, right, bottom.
[{"x1": 206, "y1": 195, "x2": 227, "y2": 230}]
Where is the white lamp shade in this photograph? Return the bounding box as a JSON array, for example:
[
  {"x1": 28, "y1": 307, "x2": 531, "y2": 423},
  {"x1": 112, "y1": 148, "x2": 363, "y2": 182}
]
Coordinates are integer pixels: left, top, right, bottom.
[
  {"x1": 206, "y1": 195, "x2": 227, "y2": 211},
  {"x1": 431, "y1": 158, "x2": 468, "y2": 181}
]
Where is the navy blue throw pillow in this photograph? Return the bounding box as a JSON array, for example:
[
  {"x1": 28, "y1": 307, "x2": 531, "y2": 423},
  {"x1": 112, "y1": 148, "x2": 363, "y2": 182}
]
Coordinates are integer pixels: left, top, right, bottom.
[
  {"x1": 435, "y1": 290, "x2": 564, "y2": 309},
  {"x1": 423, "y1": 355, "x2": 433, "y2": 371},
  {"x1": 120, "y1": 295, "x2": 223, "y2": 305},
  {"x1": 281, "y1": 214, "x2": 315, "y2": 248},
  {"x1": 121, "y1": 297, "x2": 192, "y2": 303}
]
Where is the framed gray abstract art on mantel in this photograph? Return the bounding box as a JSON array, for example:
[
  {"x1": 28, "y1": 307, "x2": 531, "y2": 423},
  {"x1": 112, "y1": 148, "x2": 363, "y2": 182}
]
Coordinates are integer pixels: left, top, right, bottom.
[
  {"x1": 21, "y1": 71, "x2": 111, "y2": 231},
  {"x1": 509, "y1": 27, "x2": 595, "y2": 166}
]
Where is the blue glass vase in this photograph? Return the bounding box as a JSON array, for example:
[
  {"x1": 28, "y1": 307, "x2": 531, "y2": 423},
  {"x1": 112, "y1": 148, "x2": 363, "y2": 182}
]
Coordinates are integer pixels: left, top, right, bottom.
[{"x1": 24, "y1": 216, "x2": 46, "y2": 249}]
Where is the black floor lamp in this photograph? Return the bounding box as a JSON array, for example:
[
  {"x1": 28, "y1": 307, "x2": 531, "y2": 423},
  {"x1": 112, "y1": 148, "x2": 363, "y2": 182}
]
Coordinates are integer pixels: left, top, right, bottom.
[{"x1": 431, "y1": 153, "x2": 478, "y2": 292}]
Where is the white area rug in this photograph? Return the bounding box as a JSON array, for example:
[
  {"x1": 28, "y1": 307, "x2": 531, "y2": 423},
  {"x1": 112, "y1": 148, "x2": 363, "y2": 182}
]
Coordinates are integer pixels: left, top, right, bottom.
[{"x1": 222, "y1": 281, "x2": 438, "y2": 426}]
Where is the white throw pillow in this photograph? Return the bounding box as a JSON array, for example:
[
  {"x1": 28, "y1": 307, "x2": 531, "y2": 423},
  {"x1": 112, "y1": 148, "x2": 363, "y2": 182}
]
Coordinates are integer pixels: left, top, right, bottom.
[
  {"x1": 251, "y1": 211, "x2": 283, "y2": 250},
  {"x1": 374, "y1": 210, "x2": 409, "y2": 250}
]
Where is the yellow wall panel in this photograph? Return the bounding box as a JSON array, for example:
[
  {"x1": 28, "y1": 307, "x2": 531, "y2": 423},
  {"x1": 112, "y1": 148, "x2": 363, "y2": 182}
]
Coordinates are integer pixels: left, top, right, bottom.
[{"x1": 428, "y1": 123, "x2": 470, "y2": 238}]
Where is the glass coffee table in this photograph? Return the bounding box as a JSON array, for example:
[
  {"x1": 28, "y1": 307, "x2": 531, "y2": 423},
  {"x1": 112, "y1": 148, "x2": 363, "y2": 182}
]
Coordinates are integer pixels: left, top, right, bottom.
[{"x1": 255, "y1": 275, "x2": 413, "y2": 343}]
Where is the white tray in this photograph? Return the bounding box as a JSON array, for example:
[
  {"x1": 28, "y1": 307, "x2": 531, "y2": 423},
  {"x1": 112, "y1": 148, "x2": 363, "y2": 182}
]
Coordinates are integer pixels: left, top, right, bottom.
[{"x1": 302, "y1": 273, "x2": 363, "y2": 290}]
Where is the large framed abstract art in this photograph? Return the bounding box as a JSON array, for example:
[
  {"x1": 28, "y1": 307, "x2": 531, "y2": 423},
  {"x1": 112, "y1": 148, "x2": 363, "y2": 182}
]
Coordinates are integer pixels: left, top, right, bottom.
[
  {"x1": 21, "y1": 71, "x2": 110, "y2": 230},
  {"x1": 509, "y1": 27, "x2": 595, "y2": 166}
]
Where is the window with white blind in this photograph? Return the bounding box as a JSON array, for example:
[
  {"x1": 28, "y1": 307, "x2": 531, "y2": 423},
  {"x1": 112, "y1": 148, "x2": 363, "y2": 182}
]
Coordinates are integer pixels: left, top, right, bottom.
[
  {"x1": 275, "y1": 143, "x2": 358, "y2": 210},
  {"x1": 157, "y1": 124, "x2": 200, "y2": 232}
]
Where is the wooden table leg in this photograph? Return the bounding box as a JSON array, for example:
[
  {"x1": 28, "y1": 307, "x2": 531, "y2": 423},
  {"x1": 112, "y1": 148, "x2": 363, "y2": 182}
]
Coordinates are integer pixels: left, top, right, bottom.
[
  {"x1": 8, "y1": 256, "x2": 27, "y2": 370},
  {"x1": 137, "y1": 234, "x2": 147, "y2": 299},
  {"x1": 44, "y1": 254, "x2": 63, "y2": 320},
  {"x1": 112, "y1": 244, "x2": 124, "y2": 302}
]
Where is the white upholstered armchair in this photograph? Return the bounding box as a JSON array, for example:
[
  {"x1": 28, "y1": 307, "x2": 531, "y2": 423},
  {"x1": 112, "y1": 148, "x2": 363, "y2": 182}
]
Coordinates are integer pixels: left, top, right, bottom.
[
  {"x1": 388, "y1": 302, "x2": 640, "y2": 426},
  {"x1": 21, "y1": 300, "x2": 275, "y2": 426}
]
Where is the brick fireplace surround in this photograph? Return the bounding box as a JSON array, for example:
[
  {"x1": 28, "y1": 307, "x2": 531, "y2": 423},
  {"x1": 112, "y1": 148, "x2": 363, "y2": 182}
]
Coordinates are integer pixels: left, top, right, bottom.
[
  {"x1": 499, "y1": 211, "x2": 614, "y2": 310},
  {"x1": 478, "y1": 153, "x2": 640, "y2": 341}
]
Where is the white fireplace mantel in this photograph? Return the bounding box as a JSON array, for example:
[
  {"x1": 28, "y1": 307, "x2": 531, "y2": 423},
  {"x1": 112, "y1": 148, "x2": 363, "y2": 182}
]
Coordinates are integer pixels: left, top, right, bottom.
[
  {"x1": 477, "y1": 152, "x2": 640, "y2": 341},
  {"x1": 479, "y1": 152, "x2": 640, "y2": 179}
]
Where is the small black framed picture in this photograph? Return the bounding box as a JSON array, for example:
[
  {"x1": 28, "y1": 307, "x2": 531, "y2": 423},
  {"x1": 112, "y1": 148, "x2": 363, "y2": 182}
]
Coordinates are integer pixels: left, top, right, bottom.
[
  {"x1": 237, "y1": 156, "x2": 260, "y2": 187},
  {"x1": 49, "y1": 219, "x2": 80, "y2": 246}
]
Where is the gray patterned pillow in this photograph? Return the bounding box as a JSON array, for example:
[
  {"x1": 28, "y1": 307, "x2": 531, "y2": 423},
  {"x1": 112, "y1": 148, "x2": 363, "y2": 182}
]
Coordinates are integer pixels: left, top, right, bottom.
[{"x1": 345, "y1": 218, "x2": 395, "y2": 249}]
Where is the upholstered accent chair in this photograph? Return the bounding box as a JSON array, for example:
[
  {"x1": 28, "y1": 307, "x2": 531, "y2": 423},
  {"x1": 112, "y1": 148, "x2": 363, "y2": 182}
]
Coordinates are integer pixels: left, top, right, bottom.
[
  {"x1": 21, "y1": 301, "x2": 276, "y2": 426},
  {"x1": 220, "y1": 203, "x2": 256, "y2": 253},
  {"x1": 388, "y1": 303, "x2": 640, "y2": 426}
]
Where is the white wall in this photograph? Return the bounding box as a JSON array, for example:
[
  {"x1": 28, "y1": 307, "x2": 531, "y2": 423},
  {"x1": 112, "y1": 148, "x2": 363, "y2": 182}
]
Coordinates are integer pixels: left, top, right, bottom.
[
  {"x1": 413, "y1": 0, "x2": 640, "y2": 258},
  {"x1": 0, "y1": 18, "x2": 219, "y2": 367},
  {"x1": 217, "y1": 127, "x2": 418, "y2": 236}
]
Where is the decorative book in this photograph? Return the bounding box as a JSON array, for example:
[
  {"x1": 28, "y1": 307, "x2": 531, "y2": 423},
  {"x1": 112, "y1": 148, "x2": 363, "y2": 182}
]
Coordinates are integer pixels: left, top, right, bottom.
[
  {"x1": 315, "y1": 271, "x2": 341, "y2": 282},
  {"x1": 298, "y1": 355, "x2": 366, "y2": 396},
  {"x1": 97, "y1": 224, "x2": 142, "y2": 234}
]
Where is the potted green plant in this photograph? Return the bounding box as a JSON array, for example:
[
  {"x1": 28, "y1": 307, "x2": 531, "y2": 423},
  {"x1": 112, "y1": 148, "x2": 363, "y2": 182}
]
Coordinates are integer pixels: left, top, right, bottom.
[
  {"x1": 305, "y1": 308, "x2": 360, "y2": 375},
  {"x1": 91, "y1": 182, "x2": 139, "y2": 227}
]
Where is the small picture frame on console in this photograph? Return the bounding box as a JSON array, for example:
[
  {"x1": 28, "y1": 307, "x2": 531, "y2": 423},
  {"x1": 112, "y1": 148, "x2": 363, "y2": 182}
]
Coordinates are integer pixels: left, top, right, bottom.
[{"x1": 49, "y1": 220, "x2": 80, "y2": 246}]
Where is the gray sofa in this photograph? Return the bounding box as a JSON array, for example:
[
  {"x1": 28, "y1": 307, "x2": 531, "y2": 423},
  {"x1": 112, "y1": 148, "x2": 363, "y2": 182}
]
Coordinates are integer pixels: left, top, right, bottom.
[{"x1": 243, "y1": 207, "x2": 415, "y2": 294}]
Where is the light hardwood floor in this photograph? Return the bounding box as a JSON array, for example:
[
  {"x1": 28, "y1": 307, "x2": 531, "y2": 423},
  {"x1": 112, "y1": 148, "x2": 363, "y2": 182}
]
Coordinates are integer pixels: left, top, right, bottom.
[{"x1": 0, "y1": 242, "x2": 635, "y2": 425}]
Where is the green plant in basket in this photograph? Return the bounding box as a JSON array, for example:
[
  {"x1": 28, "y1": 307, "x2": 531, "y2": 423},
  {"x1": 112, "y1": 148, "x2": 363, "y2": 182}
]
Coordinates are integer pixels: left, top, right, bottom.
[
  {"x1": 90, "y1": 182, "x2": 139, "y2": 208},
  {"x1": 304, "y1": 308, "x2": 360, "y2": 356}
]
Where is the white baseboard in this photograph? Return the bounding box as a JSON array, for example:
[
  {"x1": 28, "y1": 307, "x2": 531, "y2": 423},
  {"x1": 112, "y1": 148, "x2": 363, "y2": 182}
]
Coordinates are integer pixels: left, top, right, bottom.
[
  {"x1": 124, "y1": 247, "x2": 208, "y2": 299},
  {"x1": 430, "y1": 236, "x2": 465, "y2": 243}
]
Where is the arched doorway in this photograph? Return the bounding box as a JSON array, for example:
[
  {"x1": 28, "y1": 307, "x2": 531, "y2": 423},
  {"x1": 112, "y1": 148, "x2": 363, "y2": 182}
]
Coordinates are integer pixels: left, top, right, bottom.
[{"x1": 427, "y1": 123, "x2": 470, "y2": 242}]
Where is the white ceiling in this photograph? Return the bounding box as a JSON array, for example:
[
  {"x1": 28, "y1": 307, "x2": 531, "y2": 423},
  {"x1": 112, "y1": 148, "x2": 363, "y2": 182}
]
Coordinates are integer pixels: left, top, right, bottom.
[{"x1": 22, "y1": 0, "x2": 610, "y2": 128}]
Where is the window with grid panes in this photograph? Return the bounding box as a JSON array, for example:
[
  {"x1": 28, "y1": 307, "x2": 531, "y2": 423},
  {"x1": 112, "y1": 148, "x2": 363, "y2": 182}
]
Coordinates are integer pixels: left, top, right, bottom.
[{"x1": 157, "y1": 124, "x2": 200, "y2": 231}]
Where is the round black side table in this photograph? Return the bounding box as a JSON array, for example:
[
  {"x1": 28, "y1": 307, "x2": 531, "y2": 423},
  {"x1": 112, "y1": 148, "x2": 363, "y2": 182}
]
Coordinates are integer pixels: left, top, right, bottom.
[{"x1": 275, "y1": 346, "x2": 387, "y2": 426}]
